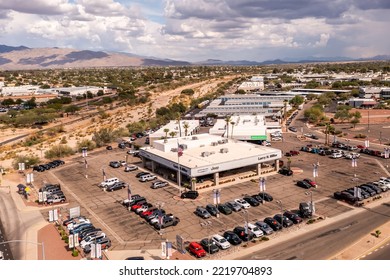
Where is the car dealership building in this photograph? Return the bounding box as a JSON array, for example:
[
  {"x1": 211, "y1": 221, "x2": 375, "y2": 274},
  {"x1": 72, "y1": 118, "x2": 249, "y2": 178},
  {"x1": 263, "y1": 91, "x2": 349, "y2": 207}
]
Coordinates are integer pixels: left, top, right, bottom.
[{"x1": 139, "y1": 134, "x2": 282, "y2": 191}]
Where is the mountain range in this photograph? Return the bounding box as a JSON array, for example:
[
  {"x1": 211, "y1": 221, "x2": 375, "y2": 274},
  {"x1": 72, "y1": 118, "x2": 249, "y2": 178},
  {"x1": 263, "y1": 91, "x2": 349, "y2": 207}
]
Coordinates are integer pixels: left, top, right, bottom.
[{"x1": 0, "y1": 44, "x2": 388, "y2": 70}]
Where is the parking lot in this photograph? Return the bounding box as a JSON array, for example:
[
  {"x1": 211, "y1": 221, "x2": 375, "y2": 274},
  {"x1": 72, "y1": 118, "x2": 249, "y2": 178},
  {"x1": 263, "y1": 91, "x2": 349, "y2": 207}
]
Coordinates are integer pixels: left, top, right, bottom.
[{"x1": 32, "y1": 132, "x2": 390, "y2": 259}]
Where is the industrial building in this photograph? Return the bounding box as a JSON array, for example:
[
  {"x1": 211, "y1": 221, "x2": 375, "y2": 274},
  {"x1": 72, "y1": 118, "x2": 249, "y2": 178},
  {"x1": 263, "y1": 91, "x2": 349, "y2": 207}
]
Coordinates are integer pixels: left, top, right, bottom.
[
  {"x1": 139, "y1": 134, "x2": 282, "y2": 191},
  {"x1": 195, "y1": 94, "x2": 295, "y2": 118}
]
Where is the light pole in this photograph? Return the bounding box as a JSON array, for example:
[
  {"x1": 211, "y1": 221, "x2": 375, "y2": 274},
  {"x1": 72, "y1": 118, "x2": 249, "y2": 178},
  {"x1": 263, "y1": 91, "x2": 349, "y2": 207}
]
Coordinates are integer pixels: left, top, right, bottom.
[
  {"x1": 242, "y1": 209, "x2": 249, "y2": 244},
  {"x1": 384, "y1": 148, "x2": 389, "y2": 169},
  {"x1": 276, "y1": 200, "x2": 283, "y2": 230}
]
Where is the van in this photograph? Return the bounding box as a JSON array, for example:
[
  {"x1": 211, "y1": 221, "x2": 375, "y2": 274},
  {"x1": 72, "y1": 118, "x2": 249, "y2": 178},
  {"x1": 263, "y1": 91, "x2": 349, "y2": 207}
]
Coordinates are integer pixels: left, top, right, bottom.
[{"x1": 99, "y1": 177, "x2": 119, "y2": 188}]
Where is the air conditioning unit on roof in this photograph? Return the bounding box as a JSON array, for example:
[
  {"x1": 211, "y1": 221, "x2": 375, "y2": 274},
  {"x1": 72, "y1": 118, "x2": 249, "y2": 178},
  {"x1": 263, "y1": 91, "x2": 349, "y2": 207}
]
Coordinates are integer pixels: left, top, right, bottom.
[
  {"x1": 211, "y1": 142, "x2": 218, "y2": 146},
  {"x1": 201, "y1": 151, "x2": 210, "y2": 157}
]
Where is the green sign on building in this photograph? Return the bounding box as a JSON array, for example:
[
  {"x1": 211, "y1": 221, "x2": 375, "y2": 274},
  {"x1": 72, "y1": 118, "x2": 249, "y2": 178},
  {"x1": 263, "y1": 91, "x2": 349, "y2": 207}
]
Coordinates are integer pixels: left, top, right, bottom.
[{"x1": 250, "y1": 135, "x2": 267, "y2": 140}]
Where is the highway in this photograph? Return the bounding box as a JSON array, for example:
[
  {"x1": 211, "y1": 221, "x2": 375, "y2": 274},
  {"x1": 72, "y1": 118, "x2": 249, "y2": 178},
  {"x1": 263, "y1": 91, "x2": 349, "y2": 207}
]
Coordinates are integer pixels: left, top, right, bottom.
[{"x1": 237, "y1": 203, "x2": 390, "y2": 260}]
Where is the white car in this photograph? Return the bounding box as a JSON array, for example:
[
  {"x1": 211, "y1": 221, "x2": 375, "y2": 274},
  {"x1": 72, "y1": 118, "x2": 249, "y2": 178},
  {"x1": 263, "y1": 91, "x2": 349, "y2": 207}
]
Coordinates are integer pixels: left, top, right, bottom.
[
  {"x1": 124, "y1": 165, "x2": 138, "y2": 172},
  {"x1": 67, "y1": 219, "x2": 91, "y2": 230},
  {"x1": 330, "y1": 152, "x2": 343, "y2": 159},
  {"x1": 247, "y1": 223, "x2": 264, "y2": 238},
  {"x1": 99, "y1": 177, "x2": 119, "y2": 188},
  {"x1": 372, "y1": 181, "x2": 389, "y2": 192},
  {"x1": 344, "y1": 152, "x2": 360, "y2": 159},
  {"x1": 212, "y1": 234, "x2": 231, "y2": 250},
  {"x1": 234, "y1": 198, "x2": 251, "y2": 209},
  {"x1": 271, "y1": 137, "x2": 282, "y2": 141},
  {"x1": 80, "y1": 232, "x2": 106, "y2": 248}
]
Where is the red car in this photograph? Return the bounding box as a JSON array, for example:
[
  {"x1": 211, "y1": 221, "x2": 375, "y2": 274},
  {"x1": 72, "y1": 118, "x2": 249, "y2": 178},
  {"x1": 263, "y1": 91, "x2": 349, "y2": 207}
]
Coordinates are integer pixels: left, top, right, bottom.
[
  {"x1": 188, "y1": 242, "x2": 207, "y2": 258},
  {"x1": 303, "y1": 178, "x2": 317, "y2": 188},
  {"x1": 357, "y1": 145, "x2": 365, "y2": 149},
  {"x1": 140, "y1": 208, "x2": 157, "y2": 218},
  {"x1": 131, "y1": 201, "x2": 148, "y2": 211}
]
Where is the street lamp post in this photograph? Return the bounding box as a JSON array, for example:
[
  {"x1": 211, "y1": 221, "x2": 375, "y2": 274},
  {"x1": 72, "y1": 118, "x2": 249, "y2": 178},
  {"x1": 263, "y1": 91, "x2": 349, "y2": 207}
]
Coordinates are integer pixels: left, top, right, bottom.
[
  {"x1": 242, "y1": 210, "x2": 249, "y2": 244},
  {"x1": 384, "y1": 148, "x2": 390, "y2": 169},
  {"x1": 276, "y1": 200, "x2": 283, "y2": 230}
]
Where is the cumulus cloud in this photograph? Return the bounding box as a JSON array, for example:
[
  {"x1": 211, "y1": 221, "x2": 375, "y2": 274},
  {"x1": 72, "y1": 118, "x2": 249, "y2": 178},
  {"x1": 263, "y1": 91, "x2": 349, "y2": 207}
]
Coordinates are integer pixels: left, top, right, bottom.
[{"x1": 0, "y1": 0, "x2": 388, "y2": 61}]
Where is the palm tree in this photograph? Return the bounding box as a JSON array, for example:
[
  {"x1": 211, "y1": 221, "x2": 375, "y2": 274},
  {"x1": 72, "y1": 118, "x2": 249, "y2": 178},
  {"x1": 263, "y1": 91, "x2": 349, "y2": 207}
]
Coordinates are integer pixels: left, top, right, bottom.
[
  {"x1": 163, "y1": 128, "x2": 169, "y2": 143},
  {"x1": 230, "y1": 121, "x2": 235, "y2": 139},
  {"x1": 224, "y1": 115, "x2": 232, "y2": 139},
  {"x1": 176, "y1": 113, "x2": 182, "y2": 137},
  {"x1": 183, "y1": 122, "x2": 189, "y2": 136},
  {"x1": 169, "y1": 131, "x2": 177, "y2": 138}
]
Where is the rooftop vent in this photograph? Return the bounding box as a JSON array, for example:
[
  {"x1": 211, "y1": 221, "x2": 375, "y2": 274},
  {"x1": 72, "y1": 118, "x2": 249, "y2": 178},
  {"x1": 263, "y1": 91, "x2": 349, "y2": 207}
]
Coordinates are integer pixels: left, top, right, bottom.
[
  {"x1": 211, "y1": 142, "x2": 218, "y2": 146},
  {"x1": 220, "y1": 148, "x2": 229, "y2": 153},
  {"x1": 192, "y1": 136, "x2": 198, "y2": 140},
  {"x1": 201, "y1": 151, "x2": 210, "y2": 157}
]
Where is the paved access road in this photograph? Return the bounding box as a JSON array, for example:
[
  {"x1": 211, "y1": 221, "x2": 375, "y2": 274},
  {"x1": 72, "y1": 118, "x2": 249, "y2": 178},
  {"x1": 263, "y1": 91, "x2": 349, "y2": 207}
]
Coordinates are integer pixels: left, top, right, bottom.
[
  {"x1": 0, "y1": 193, "x2": 14, "y2": 260},
  {"x1": 237, "y1": 203, "x2": 390, "y2": 260},
  {"x1": 360, "y1": 238, "x2": 390, "y2": 260}
]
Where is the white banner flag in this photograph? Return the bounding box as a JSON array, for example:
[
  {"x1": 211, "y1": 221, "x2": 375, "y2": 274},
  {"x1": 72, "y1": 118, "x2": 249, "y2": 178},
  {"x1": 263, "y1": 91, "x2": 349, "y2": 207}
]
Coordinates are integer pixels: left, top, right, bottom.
[
  {"x1": 49, "y1": 210, "x2": 54, "y2": 222},
  {"x1": 259, "y1": 178, "x2": 266, "y2": 192},
  {"x1": 352, "y1": 158, "x2": 357, "y2": 167},
  {"x1": 91, "y1": 243, "x2": 96, "y2": 258},
  {"x1": 53, "y1": 209, "x2": 58, "y2": 221},
  {"x1": 69, "y1": 234, "x2": 74, "y2": 249},
  {"x1": 74, "y1": 233, "x2": 79, "y2": 247}
]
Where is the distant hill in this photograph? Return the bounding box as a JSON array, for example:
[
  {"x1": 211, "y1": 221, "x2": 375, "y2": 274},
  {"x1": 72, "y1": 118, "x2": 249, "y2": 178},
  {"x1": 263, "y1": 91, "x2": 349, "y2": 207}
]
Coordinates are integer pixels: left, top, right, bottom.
[
  {"x1": 0, "y1": 44, "x2": 388, "y2": 70},
  {"x1": 0, "y1": 44, "x2": 29, "y2": 54}
]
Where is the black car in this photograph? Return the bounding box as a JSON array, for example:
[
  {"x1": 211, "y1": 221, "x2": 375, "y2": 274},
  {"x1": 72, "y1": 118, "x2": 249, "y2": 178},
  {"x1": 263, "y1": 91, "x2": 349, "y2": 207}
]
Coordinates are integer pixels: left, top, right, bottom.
[
  {"x1": 33, "y1": 165, "x2": 45, "y2": 172},
  {"x1": 273, "y1": 214, "x2": 294, "y2": 228},
  {"x1": 106, "y1": 145, "x2": 113, "y2": 150},
  {"x1": 233, "y1": 226, "x2": 255, "y2": 241},
  {"x1": 258, "y1": 192, "x2": 273, "y2": 202},
  {"x1": 264, "y1": 217, "x2": 283, "y2": 231},
  {"x1": 362, "y1": 183, "x2": 382, "y2": 194},
  {"x1": 205, "y1": 204, "x2": 219, "y2": 216},
  {"x1": 217, "y1": 203, "x2": 233, "y2": 215},
  {"x1": 279, "y1": 167, "x2": 293, "y2": 176},
  {"x1": 243, "y1": 196, "x2": 260, "y2": 207},
  {"x1": 299, "y1": 202, "x2": 313, "y2": 218},
  {"x1": 109, "y1": 161, "x2": 121, "y2": 168},
  {"x1": 223, "y1": 231, "x2": 242, "y2": 245},
  {"x1": 297, "y1": 180, "x2": 312, "y2": 189},
  {"x1": 135, "y1": 172, "x2": 150, "y2": 178},
  {"x1": 200, "y1": 238, "x2": 220, "y2": 254},
  {"x1": 106, "y1": 181, "x2": 127, "y2": 192},
  {"x1": 283, "y1": 211, "x2": 303, "y2": 224},
  {"x1": 251, "y1": 194, "x2": 263, "y2": 204},
  {"x1": 288, "y1": 127, "x2": 298, "y2": 132},
  {"x1": 118, "y1": 143, "x2": 126, "y2": 149},
  {"x1": 181, "y1": 190, "x2": 199, "y2": 199},
  {"x1": 358, "y1": 185, "x2": 376, "y2": 197}
]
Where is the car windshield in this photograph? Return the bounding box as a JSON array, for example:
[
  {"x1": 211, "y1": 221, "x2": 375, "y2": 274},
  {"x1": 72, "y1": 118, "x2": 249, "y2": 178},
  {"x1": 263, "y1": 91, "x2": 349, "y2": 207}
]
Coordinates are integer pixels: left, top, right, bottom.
[
  {"x1": 252, "y1": 226, "x2": 260, "y2": 231},
  {"x1": 220, "y1": 238, "x2": 227, "y2": 243}
]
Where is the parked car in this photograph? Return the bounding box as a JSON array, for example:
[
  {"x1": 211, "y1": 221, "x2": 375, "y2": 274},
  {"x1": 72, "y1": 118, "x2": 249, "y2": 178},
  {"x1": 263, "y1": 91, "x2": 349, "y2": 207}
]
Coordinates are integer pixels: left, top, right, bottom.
[
  {"x1": 153, "y1": 216, "x2": 180, "y2": 229},
  {"x1": 251, "y1": 194, "x2": 264, "y2": 204},
  {"x1": 131, "y1": 201, "x2": 150, "y2": 211},
  {"x1": 136, "y1": 172, "x2": 150, "y2": 178},
  {"x1": 151, "y1": 180, "x2": 168, "y2": 189},
  {"x1": 181, "y1": 190, "x2": 199, "y2": 199},
  {"x1": 223, "y1": 231, "x2": 242, "y2": 246},
  {"x1": 100, "y1": 177, "x2": 120, "y2": 188},
  {"x1": 279, "y1": 167, "x2": 293, "y2": 176},
  {"x1": 299, "y1": 202, "x2": 313, "y2": 218},
  {"x1": 46, "y1": 194, "x2": 66, "y2": 205},
  {"x1": 274, "y1": 214, "x2": 294, "y2": 227},
  {"x1": 264, "y1": 217, "x2": 283, "y2": 231},
  {"x1": 258, "y1": 192, "x2": 273, "y2": 202},
  {"x1": 205, "y1": 204, "x2": 219, "y2": 216},
  {"x1": 247, "y1": 223, "x2": 264, "y2": 238},
  {"x1": 106, "y1": 146, "x2": 113, "y2": 150},
  {"x1": 283, "y1": 211, "x2": 303, "y2": 224},
  {"x1": 124, "y1": 165, "x2": 138, "y2": 172},
  {"x1": 330, "y1": 152, "x2": 343, "y2": 159},
  {"x1": 194, "y1": 206, "x2": 211, "y2": 219},
  {"x1": 243, "y1": 196, "x2": 260, "y2": 207},
  {"x1": 303, "y1": 178, "x2": 317, "y2": 188},
  {"x1": 297, "y1": 180, "x2": 313, "y2": 189},
  {"x1": 200, "y1": 238, "x2": 220, "y2": 254},
  {"x1": 288, "y1": 127, "x2": 298, "y2": 132},
  {"x1": 234, "y1": 198, "x2": 251, "y2": 209},
  {"x1": 255, "y1": 221, "x2": 274, "y2": 235},
  {"x1": 226, "y1": 201, "x2": 242, "y2": 212},
  {"x1": 217, "y1": 203, "x2": 233, "y2": 215},
  {"x1": 109, "y1": 161, "x2": 121, "y2": 168},
  {"x1": 233, "y1": 226, "x2": 255, "y2": 241},
  {"x1": 105, "y1": 181, "x2": 127, "y2": 192},
  {"x1": 188, "y1": 242, "x2": 206, "y2": 258},
  {"x1": 212, "y1": 234, "x2": 231, "y2": 250},
  {"x1": 139, "y1": 174, "x2": 157, "y2": 182},
  {"x1": 83, "y1": 237, "x2": 111, "y2": 253}
]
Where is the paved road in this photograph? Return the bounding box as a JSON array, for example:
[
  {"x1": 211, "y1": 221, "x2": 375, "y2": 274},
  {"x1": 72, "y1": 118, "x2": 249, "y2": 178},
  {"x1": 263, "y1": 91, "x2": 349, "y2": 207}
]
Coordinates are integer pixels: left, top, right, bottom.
[
  {"x1": 237, "y1": 203, "x2": 390, "y2": 260},
  {"x1": 0, "y1": 194, "x2": 15, "y2": 260},
  {"x1": 360, "y1": 238, "x2": 390, "y2": 260}
]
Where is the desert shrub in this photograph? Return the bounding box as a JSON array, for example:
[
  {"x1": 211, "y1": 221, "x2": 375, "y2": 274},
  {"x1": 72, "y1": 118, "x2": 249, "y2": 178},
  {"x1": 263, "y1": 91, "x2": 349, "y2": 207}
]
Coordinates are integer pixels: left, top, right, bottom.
[
  {"x1": 12, "y1": 155, "x2": 41, "y2": 169},
  {"x1": 44, "y1": 145, "x2": 74, "y2": 159}
]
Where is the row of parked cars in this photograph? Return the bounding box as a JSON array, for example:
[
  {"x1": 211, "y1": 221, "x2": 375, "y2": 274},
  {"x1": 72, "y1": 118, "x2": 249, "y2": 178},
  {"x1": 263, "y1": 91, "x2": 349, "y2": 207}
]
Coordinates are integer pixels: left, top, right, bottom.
[
  {"x1": 332, "y1": 141, "x2": 388, "y2": 158},
  {"x1": 194, "y1": 193, "x2": 274, "y2": 219},
  {"x1": 32, "y1": 159, "x2": 65, "y2": 172},
  {"x1": 189, "y1": 204, "x2": 312, "y2": 258},
  {"x1": 296, "y1": 178, "x2": 317, "y2": 189},
  {"x1": 122, "y1": 194, "x2": 180, "y2": 230},
  {"x1": 39, "y1": 184, "x2": 66, "y2": 205},
  {"x1": 334, "y1": 177, "x2": 389, "y2": 204},
  {"x1": 62, "y1": 215, "x2": 111, "y2": 254}
]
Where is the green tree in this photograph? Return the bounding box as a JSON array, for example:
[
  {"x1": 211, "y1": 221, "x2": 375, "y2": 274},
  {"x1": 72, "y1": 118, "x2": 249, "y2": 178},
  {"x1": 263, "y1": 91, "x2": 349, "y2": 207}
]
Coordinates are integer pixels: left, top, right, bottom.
[
  {"x1": 289, "y1": 95, "x2": 305, "y2": 107},
  {"x1": 12, "y1": 155, "x2": 41, "y2": 170},
  {"x1": 304, "y1": 107, "x2": 324, "y2": 123},
  {"x1": 64, "y1": 105, "x2": 80, "y2": 114},
  {"x1": 76, "y1": 139, "x2": 97, "y2": 152},
  {"x1": 24, "y1": 97, "x2": 37, "y2": 109},
  {"x1": 45, "y1": 145, "x2": 74, "y2": 159},
  {"x1": 92, "y1": 127, "x2": 117, "y2": 147},
  {"x1": 224, "y1": 115, "x2": 232, "y2": 138},
  {"x1": 163, "y1": 128, "x2": 169, "y2": 143}
]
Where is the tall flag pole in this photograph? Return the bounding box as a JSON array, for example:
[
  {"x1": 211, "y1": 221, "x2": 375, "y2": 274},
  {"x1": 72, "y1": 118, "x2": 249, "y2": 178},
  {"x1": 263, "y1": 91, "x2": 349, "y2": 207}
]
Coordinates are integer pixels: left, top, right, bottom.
[
  {"x1": 259, "y1": 177, "x2": 266, "y2": 203},
  {"x1": 102, "y1": 168, "x2": 107, "y2": 181},
  {"x1": 352, "y1": 156, "x2": 357, "y2": 177},
  {"x1": 84, "y1": 157, "x2": 88, "y2": 178}
]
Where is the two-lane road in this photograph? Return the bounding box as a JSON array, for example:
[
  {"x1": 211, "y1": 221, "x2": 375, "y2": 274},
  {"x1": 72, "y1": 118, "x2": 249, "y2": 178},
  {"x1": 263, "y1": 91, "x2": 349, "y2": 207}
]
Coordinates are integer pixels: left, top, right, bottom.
[{"x1": 238, "y1": 203, "x2": 390, "y2": 260}]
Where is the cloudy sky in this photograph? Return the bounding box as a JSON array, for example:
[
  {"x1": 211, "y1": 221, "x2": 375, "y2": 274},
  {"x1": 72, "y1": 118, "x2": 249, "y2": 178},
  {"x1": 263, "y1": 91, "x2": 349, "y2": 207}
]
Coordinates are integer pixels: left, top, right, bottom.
[{"x1": 0, "y1": 0, "x2": 389, "y2": 61}]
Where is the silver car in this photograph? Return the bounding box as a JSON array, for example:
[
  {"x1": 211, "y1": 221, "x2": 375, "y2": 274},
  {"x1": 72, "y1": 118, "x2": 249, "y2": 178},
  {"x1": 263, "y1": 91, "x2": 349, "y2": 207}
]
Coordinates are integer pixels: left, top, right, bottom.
[{"x1": 226, "y1": 201, "x2": 242, "y2": 212}]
